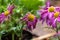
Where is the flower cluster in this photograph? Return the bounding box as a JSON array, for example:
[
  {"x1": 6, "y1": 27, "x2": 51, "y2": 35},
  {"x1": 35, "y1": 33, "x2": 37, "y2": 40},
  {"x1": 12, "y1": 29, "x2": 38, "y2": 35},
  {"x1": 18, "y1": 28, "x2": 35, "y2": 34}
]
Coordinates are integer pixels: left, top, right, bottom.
[{"x1": 38, "y1": 1, "x2": 60, "y2": 28}]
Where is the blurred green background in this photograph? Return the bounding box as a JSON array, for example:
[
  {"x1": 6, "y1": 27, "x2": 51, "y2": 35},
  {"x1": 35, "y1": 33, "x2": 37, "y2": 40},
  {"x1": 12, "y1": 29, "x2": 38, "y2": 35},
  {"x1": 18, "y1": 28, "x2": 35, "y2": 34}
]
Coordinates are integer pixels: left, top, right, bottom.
[{"x1": 0, "y1": 0, "x2": 45, "y2": 14}]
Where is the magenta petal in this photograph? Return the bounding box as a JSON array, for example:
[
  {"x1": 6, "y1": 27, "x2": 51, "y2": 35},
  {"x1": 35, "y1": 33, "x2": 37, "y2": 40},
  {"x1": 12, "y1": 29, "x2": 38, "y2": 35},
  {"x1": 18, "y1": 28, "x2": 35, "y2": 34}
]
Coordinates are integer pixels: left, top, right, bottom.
[
  {"x1": 27, "y1": 24, "x2": 31, "y2": 30},
  {"x1": 45, "y1": 0, "x2": 50, "y2": 7},
  {"x1": 32, "y1": 18, "x2": 37, "y2": 29},
  {"x1": 21, "y1": 13, "x2": 30, "y2": 21},
  {"x1": 40, "y1": 10, "x2": 48, "y2": 24},
  {"x1": 52, "y1": 19, "x2": 57, "y2": 28},
  {"x1": 0, "y1": 13, "x2": 6, "y2": 23},
  {"x1": 57, "y1": 16, "x2": 60, "y2": 22},
  {"x1": 55, "y1": 7, "x2": 60, "y2": 12},
  {"x1": 26, "y1": 21, "x2": 32, "y2": 30},
  {"x1": 7, "y1": 4, "x2": 15, "y2": 14},
  {"x1": 41, "y1": 11, "x2": 48, "y2": 20},
  {"x1": 40, "y1": 16, "x2": 44, "y2": 24},
  {"x1": 22, "y1": 16, "x2": 28, "y2": 21},
  {"x1": 46, "y1": 17, "x2": 53, "y2": 26},
  {"x1": 26, "y1": 18, "x2": 37, "y2": 30},
  {"x1": 46, "y1": 19, "x2": 51, "y2": 25},
  {"x1": 48, "y1": 12, "x2": 54, "y2": 19},
  {"x1": 40, "y1": 10, "x2": 48, "y2": 15}
]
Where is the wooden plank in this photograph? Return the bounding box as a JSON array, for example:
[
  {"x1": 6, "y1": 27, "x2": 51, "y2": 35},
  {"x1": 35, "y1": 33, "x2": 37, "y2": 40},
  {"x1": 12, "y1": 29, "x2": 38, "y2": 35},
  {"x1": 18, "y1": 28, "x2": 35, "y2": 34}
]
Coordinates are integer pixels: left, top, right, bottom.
[{"x1": 32, "y1": 32, "x2": 56, "y2": 40}]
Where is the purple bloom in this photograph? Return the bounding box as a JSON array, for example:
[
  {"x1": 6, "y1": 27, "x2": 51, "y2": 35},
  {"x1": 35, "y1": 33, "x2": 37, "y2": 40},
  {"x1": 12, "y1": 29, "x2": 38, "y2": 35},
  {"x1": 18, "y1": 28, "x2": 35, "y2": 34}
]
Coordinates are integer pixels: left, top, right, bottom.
[
  {"x1": 7, "y1": 4, "x2": 15, "y2": 14},
  {"x1": 0, "y1": 4, "x2": 15, "y2": 23},
  {"x1": 38, "y1": 1, "x2": 60, "y2": 28},
  {"x1": 22, "y1": 12, "x2": 37, "y2": 30},
  {"x1": 0, "y1": 13, "x2": 7, "y2": 23},
  {"x1": 50, "y1": 12, "x2": 60, "y2": 28}
]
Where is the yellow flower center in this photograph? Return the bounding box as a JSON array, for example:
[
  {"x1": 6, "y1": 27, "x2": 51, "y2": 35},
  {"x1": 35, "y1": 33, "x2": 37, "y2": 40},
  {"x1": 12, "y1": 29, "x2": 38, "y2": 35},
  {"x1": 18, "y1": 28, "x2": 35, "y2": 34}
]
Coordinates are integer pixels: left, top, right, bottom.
[
  {"x1": 54, "y1": 12, "x2": 59, "y2": 18},
  {"x1": 4, "y1": 10, "x2": 10, "y2": 16},
  {"x1": 48, "y1": 6, "x2": 55, "y2": 12},
  {"x1": 28, "y1": 14, "x2": 35, "y2": 21}
]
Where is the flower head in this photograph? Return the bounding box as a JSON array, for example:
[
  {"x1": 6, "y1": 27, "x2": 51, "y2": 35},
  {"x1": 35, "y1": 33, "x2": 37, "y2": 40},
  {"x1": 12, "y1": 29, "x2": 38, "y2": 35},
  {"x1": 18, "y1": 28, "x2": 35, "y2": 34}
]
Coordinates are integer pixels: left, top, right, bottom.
[
  {"x1": 22, "y1": 12, "x2": 37, "y2": 30},
  {"x1": 48, "y1": 6, "x2": 55, "y2": 12},
  {"x1": 4, "y1": 10, "x2": 10, "y2": 16},
  {"x1": 27, "y1": 13, "x2": 35, "y2": 21},
  {"x1": 0, "y1": 4, "x2": 15, "y2": 23},
  {"x1": 50, "y1": 12, "x2": 60, "y2": 28},
  {"x1": 54, "y1": 12, "x2": 59, "y2": 18}
]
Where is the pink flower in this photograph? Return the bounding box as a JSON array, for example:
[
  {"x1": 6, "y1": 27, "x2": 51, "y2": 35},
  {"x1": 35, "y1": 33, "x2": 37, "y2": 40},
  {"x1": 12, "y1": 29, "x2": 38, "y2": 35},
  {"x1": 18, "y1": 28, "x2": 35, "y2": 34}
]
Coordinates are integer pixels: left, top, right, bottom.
[
  {"x1": 0, "y1": 4, "x2": 15, "y2": 23},
  {"x1": 22, "y1": 12, "x2": 37, "y2": 30}
]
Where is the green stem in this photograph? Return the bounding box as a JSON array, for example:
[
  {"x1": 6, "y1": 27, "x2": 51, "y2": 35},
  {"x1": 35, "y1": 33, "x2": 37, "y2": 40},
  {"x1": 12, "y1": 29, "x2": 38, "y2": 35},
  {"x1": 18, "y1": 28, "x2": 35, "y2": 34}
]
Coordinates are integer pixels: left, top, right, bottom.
[
  {"x1": 0, "y1": 35, "x2": 1, "y2": 40},
  {"x1": 56, "y1": 27, "x2": 60, "y2": 40},
  {"x1": 19, "y1": 32, "x2": 22, "y2": 40},
  {"x1": 19, "y1": 23, "x2": 24, "y2": 40},
  {"x1": 12, "y1": 33, "x2": 14, "y2": 40},
  {"x1": 18, "y1": 29, "x2": 22, "y2": 40},
  {"x1": 19, "y1": 26, "x2": 23, "y2": 40},
  {"x1": 0, "y1": 24, "x2": 2, "y2": 40},
  {"x1": 19, "y1": 37, "x2": 21, "y2": 40}
]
